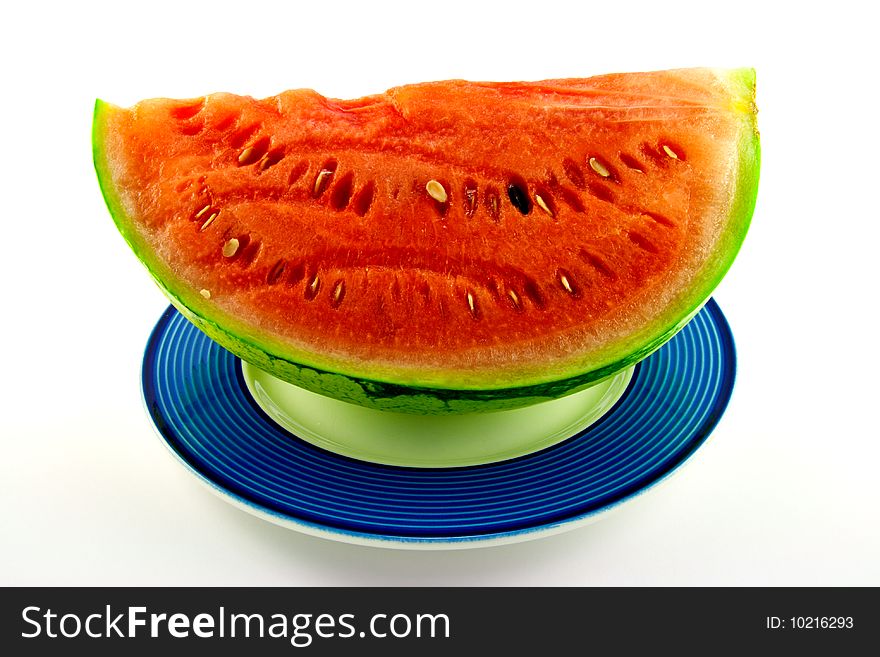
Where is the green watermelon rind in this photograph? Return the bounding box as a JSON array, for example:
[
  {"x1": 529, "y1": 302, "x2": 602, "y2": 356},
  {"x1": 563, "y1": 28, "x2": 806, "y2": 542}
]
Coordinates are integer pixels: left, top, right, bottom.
[{"x1": 93, "y1": 69, "x2": 759, "y2": 413}]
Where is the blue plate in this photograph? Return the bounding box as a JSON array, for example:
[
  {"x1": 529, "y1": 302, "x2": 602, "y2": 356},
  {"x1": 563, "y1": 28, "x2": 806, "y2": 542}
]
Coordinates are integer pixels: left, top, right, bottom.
[{"x1": 142, "y1": 299, "x2": 735, "y2": 548}]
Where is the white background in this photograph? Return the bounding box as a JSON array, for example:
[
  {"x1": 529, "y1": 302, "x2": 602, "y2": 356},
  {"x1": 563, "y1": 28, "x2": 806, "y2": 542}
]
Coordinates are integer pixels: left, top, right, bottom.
[{"x1": 2, "y1": 0, "x2": 878, "y2": 585}]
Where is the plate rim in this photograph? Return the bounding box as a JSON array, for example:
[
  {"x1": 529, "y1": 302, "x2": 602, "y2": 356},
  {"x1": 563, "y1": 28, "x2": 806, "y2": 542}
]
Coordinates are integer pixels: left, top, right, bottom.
[{"x1": 141, "y1": 300, "x2": 736, "y2": 549}]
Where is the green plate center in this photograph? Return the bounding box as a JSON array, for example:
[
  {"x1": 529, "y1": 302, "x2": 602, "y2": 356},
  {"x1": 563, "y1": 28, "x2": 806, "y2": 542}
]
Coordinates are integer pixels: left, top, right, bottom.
[{"x1": 242, "y1": 363, "x2": 634, "y2": 468}]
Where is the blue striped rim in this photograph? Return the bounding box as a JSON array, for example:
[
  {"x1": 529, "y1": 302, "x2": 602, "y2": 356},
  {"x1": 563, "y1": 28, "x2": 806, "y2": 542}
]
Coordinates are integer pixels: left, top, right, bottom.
[{"x1": 142, "y1": 300, "x2": 735, "y2": 542}]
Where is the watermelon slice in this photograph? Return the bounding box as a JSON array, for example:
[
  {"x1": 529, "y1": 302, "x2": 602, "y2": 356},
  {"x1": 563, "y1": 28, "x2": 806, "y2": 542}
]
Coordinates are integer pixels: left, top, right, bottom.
[{"x1": 94, "y1": 68, "x2": 759, "y2": 413}]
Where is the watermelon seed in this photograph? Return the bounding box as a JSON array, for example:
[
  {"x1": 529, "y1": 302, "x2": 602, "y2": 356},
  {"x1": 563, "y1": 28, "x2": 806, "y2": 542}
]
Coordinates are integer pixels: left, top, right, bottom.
[
  {"x1": 199, "y1": 289, "x2": 211, "y2": 299},
  {"x1": 534, "y1": 194, "x2": 554, "y2": 218},
  {"x1": 237, "y1": 137, "x2": 271, "y2": 167},
  {"x1": 558, "y1": 270, "x2": 578, "y2": 296},
  {"x1": 194, "y1": 204, "x2": 212, "y2": 220},
  {"x1": 589, "y1": 157, "x2": 611, "y2": 178},
  {"x1": 485, "y1": 187, "x2": 501, "y2": 221},
  {"x1": 222, "y1": 238, "x2": 240, "y2": 258},
  {"x1": 426, "y1": 179, "x2": 451, "y2": 217},
  {"x1": 331, "y1": 280, "x2": 346, "y2": 308},
  {"x1": 305, "y1": 275, "x2": 321, "y2": 300},
  {"x1": 463, "y1": 179, "x2": 478, "y2": 217},
  {"x1": 200, "y1": 212, "x2": 219, "y2": 231},
  {"x1": 426, "y1": 180, "x2": 448, "y2": 204},
  {"x1": 314, "y1": 170, "x2": 333, "y2": 196},
  {"x1": 661, "y1": 144, "x2": 679, "y2": 160},
  {"x1": 507, "y1": 289, "x2": 522, "y2": 311},
  {"x1": 507, "y1": 181, "x2": 531, "y2": 215},
  {"x1": 312, "y1": 162, "x2": 337, "y2": 197},
  {"x1": 258, "y1": 148, "x2": 286, "y2": 172},
  {"x1": 466, "y1": 291, "x2": 479, "y2": 319}
]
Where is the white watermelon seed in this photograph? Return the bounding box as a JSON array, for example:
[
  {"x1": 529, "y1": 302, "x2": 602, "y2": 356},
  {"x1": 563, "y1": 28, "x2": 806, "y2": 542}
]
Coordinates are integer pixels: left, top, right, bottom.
[
  {"x1": 662, "y1": 144, "x2": 679, "y2": 159},
  {"x1": 534, "y1": 194, "x2": 553, "y2": 217},
  {"x1": 560, "y1": 274, "x2": 574, "y2": 294},
  {"x1": 466, "y1": 291, "x2": 477, "y2": 316},
  {"x1": 332, "y1": 280, "x2": 345, "y2": 303},
  {"x1": 508, "y1": 289, "x2": 521, "y2": 307},
  {"x1": 313, "y1": 169, "x2": 334, "y2": 195},
  {"x1": 200, "y1": 212, "x2": 219, "y2": 231},
  {"x1": 222, "y1": 238, "x2": 239, "y2": 258},
  {"x1": 194, "y1": 204, "x2": 212, "y2": 219},
  {"x1": 199, "y1": 289, "x2": 211, "y2": 299},
  {"x1": 426, "y1": 180, "x2": 448, "y2": 203},
  {"x1": 238, "y1": 147, "x2": 255, "y2": 164},
  {"x1": 589, "y1": 157, "x2": 611, "y2": 178}
]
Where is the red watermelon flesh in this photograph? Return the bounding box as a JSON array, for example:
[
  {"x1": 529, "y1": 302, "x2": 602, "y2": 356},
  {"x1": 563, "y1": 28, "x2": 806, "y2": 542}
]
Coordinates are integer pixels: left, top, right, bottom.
[{"x1": 93, "y1": 68, "x2": 759, "y2": 412}]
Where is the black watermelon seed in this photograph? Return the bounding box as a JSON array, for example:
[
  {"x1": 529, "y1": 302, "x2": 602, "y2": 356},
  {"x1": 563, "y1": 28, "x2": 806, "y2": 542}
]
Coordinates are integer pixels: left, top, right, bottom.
[{"x1": 507, "y1": 183, "x2": 531, "y2": 215}]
